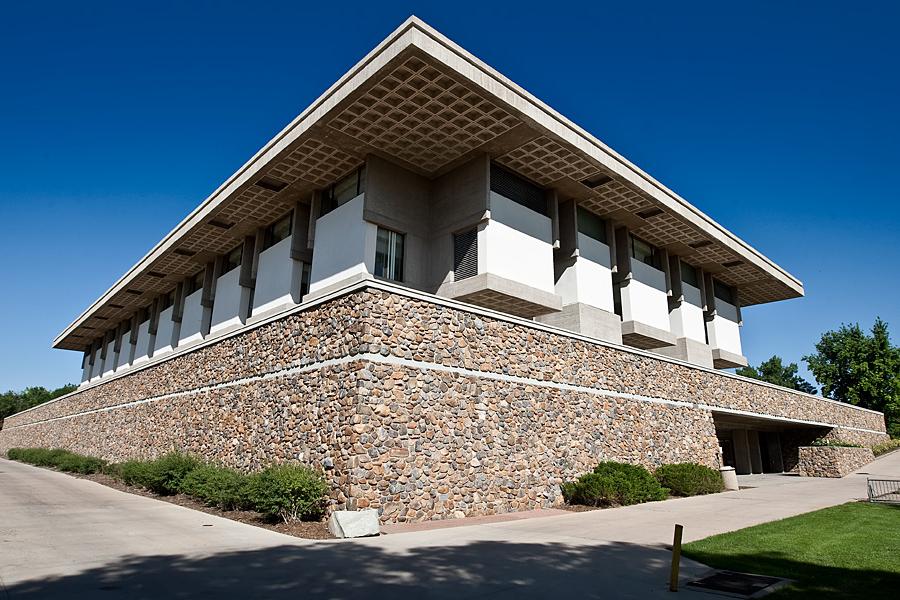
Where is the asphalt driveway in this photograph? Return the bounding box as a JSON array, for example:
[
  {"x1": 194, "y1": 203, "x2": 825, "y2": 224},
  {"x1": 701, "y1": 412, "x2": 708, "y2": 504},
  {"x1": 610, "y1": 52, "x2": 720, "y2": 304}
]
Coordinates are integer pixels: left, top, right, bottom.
[{"x1": 1, "y1": 451, "x2": 898, "y2": 599}]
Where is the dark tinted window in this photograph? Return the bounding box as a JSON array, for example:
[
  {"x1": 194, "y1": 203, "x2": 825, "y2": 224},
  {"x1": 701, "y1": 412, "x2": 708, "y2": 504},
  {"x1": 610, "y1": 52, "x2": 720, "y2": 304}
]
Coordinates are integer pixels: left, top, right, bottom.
[
  {"x1": 577, "y1": 206, "x2": 607, "y2": 244},
  {"x1": 490, "y1": 164, "x2": 546, "y2": 215}
]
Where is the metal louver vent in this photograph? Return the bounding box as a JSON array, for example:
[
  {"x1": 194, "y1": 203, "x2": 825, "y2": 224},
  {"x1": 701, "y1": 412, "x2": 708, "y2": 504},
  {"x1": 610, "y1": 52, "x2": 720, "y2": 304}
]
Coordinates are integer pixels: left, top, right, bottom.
[
  {"x1": 490, "y1": 163, "x2": 546, "y2": 215},
  {"x1": 454, "y1": 229, "x2": 478, "y2": 281}
]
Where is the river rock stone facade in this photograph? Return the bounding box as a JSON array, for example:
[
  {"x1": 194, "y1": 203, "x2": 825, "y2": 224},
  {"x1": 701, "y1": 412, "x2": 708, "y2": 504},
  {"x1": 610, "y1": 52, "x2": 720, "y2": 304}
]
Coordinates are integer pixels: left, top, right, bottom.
[
  {"x1": 0, "y1": 286, "x2": 888, "y2": 522},
  {"x1": 798, "y1": 446, "x2": 876, "y2": 478}
]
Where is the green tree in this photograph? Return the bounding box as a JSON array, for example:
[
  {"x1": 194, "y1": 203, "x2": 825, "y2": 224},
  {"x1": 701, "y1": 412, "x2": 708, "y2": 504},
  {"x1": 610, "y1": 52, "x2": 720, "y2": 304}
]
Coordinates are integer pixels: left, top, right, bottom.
[
  {"x1": 737, "y1": 355, "x2": 817, "y2": 394},
  {"x1": 804, "y1": 318, "x2": 900, "y2": 437},
  {"x1": 0, "y1": 384, "x2": 76, "y2": 421}
]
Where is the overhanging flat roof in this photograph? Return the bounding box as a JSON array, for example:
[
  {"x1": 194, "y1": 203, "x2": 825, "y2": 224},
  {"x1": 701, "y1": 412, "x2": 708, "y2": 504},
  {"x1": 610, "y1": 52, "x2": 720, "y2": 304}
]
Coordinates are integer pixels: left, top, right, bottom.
[{"x1": 54, "y1": 16, "x2": 803, "y2": 351}]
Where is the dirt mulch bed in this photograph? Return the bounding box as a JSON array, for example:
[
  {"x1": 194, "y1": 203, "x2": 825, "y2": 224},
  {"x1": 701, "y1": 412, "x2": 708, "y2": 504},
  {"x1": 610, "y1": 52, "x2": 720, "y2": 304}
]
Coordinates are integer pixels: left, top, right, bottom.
[
  {"x1": 558, "y1": 504, "x2": 603, "y2": 513},
  {"x1": 77, "y1": 472, "x2": 333, "y2": 539}
]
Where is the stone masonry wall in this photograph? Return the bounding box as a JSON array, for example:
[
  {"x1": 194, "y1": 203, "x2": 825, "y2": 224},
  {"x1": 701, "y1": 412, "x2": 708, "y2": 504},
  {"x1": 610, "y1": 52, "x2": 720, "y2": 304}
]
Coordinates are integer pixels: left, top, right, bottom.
[
  {"x1": 798, "y1": 446, "x2": 875, "y2": 478},
  {"x1": 0, "y1": 287, "x2": 888, "y2": 522}
]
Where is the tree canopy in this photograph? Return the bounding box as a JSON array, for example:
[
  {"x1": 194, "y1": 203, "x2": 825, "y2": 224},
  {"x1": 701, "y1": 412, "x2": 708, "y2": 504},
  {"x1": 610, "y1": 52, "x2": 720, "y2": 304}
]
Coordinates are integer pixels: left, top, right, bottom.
[
  {"x1": 0, "y1": 384, "x2": 77, "y2": 421},
  {"x1": 804, "y1": 318, "x2": 900, "y2": 437},
  {"x1": 737, "y1": 355, "x2": 817, "y2": 394}
]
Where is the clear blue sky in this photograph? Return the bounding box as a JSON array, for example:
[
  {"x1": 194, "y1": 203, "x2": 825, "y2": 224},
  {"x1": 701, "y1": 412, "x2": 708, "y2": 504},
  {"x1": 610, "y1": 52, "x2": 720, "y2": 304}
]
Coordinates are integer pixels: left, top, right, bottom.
[{"x1": 1, "y1": 1, "x2": 897, "y2": 391}]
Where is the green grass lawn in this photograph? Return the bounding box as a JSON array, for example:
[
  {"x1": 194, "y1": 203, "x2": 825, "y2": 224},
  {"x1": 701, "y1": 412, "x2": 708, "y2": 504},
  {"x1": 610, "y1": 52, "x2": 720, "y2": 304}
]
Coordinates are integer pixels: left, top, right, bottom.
[{"x1": 682, "y1": 502, "x2": 900, "y2": 599}]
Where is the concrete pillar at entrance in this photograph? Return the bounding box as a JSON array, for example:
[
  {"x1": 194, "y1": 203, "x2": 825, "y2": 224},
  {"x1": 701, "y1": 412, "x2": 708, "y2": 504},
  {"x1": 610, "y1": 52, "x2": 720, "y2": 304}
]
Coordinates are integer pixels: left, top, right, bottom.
[
  {"x1": 748, "y1": 430, "x2": 764, "y2": 474},
  {"x1": 733, "y1": 429, "x2": 752, "y2": 475}
]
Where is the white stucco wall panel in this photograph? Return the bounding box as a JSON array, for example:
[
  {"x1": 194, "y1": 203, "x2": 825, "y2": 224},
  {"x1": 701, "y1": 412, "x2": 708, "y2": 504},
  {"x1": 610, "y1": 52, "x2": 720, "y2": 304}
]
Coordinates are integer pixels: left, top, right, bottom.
[
  {"x1": 621, "y1": 261, "x2": 670, "y2": 332},
  {"x1": 115, "y1": 339, "x2": 133, "y2": 371},
  {"x1": 253, "y1": 235, "x2": 301, "y2": 315},
  {"x1": 556, "y1": 234, "x2": 614, "y2": 313},
  {"x1": 153, "y1": 307, "x2": 178, "y2": 356},
  {"x1": 488, "y1": 192, "x2": 551, "y2": 243},
  {"x1": 481, "y1": 194, "x2": 554, "y2": 294},
  {"x1": 101, "y1": 339, "x2": 118, "y2": 377},
  {"x1": 669, "y1": 282, "x2": 706, "y2": 342},
  {"x1": 707, "y1": 300, "x2": 743, "y2": 355},
  {"x1": 179, "y1": 289, "x2": 205, "y2": 346},
  {"x1": 210, "y1": 269, "x2": 249, "y2": 335},
  {"x1": 132, "y1": 320, "x2": 153, "y2": 365},
  {"x1": 309, "y1": 194, "x2": 376, "y2": 294},
  {"x1": 81, "y1": 356, "x2": 91, "y2": 384}
]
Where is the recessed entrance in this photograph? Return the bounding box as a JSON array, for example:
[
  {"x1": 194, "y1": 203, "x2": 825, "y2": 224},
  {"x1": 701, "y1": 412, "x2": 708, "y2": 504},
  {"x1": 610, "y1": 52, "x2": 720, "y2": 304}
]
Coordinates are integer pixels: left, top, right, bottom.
[{"x1": 713, "y1": 412, "x2": 828, "y2": 475}]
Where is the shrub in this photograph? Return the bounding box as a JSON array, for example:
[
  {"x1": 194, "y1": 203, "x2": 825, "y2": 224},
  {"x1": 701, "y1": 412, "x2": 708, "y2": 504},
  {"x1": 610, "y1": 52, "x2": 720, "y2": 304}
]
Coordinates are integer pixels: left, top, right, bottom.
[
  {"x1": 247, "y1": 464, "x2": 328, "y2": 522},
  {"x1": 6, "y1": 448, "x2": 26, "y2": 461},
  {"x1": 6, "y1": 447, "x2": 105, "y2": 474},
  {"x1": 114, "y1": 460, "x2": 155, "y2": 488},
  {"x1": 55, "y1": 452, "x2": 106, "y2": 474},
  {"x1": 561, "y1": 461, "x2": 668, "y2": 507},
  {"x1": 654, "y1": 463, "x2": 724, "y2": 496},
  {"x1": 872, "y1": 438, "x2": 900, "y2": 457},
  {"x1": 141, "y1": 452, "x2": 202, "y2": 495},
  {"x1": 810, "y1": 439, "x2": 862, "y2": 448},
  {"x1": 180, "y1": 464, "x2": 250, "y2": 510}
]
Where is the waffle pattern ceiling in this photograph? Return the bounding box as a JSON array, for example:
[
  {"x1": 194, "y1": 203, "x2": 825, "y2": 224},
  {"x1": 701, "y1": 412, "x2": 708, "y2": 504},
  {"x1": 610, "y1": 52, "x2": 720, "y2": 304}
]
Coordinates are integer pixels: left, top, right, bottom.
[{"x1": 58, "y1": 47, "x2": 796, "y2": 350}]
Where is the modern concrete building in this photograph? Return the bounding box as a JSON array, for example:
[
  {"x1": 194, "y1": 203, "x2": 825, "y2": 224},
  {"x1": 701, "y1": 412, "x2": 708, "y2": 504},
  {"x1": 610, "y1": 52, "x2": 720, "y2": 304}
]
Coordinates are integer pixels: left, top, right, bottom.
[{"x1": 1, "y1": 18, "x2": 887, "y2": 520}]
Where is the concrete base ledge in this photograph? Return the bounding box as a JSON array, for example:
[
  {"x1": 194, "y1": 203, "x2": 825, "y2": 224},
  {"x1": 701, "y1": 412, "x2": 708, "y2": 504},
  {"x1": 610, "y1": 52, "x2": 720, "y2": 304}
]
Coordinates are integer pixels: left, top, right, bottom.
[
  {"x1": 621, "y1": 320, "x2": 676, "y2": 350},
  {"x1": 535, "y1": 303, "x2": 623, "y2": 345},
  {"x1": 439, "y1": 273, "x2": 562, "y2": 318},
  {"x1": 712, "y1": 348, "x2": 749, "y2": 369},
  {"x1": 652, "y1": 337, "x2": 714, "y2": 369}
]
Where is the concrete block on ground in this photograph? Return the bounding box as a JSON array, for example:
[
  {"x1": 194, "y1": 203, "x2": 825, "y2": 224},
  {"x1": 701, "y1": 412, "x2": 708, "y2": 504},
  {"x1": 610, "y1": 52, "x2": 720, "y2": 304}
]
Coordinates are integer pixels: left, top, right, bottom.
[{"x1": 328, "y1": 509, "x2": 381, "y2": 538}]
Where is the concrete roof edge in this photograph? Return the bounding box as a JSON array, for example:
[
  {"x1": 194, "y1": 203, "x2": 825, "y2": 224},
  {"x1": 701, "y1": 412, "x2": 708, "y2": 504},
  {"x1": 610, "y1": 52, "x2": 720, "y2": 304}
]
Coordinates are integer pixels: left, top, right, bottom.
[
  {"x1": 52, "y1": 17, "x2": 425, "y2": 349},
  {"x1": 54, "y1": 15, "x2": 802, "y2": 349},
  {"x1": 402, "y1": 18, "x2": 803, "y2": 295}
]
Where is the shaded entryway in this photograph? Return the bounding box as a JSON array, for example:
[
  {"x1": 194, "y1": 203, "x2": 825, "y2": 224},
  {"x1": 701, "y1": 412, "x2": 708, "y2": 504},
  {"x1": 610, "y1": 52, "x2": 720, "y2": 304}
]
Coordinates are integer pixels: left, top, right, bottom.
[{"x1": 712, "y1": 412, "x2": 828, "y2": 475}]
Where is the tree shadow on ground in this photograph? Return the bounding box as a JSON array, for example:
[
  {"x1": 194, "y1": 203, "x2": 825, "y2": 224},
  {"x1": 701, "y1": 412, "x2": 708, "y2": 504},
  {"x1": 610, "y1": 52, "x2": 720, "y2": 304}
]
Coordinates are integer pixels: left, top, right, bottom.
[
  {"x1": 3, "y1": 540, "x2": 697, "y2": 600},
  {"x1": 5, "y1": 535, "x2": 899, "y2": 600}
]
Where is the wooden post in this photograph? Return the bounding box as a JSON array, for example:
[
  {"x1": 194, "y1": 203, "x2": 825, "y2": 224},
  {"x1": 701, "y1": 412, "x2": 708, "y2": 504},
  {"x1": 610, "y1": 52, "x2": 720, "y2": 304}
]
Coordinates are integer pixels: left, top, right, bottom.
[{"x1": 670, "y1": 523, "x2": 684, "y2": 592}]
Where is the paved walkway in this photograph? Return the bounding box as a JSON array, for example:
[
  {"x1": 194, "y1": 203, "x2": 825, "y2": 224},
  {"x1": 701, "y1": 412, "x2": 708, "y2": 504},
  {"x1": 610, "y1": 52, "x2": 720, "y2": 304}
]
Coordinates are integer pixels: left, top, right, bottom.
[{"x1": 1, "y1": 451, "x2": 898, "y2": 599}]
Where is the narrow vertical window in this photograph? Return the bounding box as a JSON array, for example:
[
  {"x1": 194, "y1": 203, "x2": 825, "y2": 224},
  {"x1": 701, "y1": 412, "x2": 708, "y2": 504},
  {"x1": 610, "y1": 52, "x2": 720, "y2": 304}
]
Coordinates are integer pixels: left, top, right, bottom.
[
  {"x1": 453, "y1": 228, "x2": 478, "y2": 281},
  {"x1": 630, "y1": 235, "x2": 656, "y2": 267},
  {"x1": 374, "y1": 228, "x2": 404, "y2": 282}
]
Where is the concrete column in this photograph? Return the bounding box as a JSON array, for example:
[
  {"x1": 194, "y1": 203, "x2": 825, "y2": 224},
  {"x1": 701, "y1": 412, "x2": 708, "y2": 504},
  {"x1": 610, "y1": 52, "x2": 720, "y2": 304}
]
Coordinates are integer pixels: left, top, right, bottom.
[
  {"x1": 613, "y1": 226, "x2": 631, "y2": 283},
  {"x1": 200, "y1": 260, "x2": 217, "y2": 337},
  {"x1": 238, "y1": 235, "x2": 256, "y2": 289},
  {"x1": 748, "y1": 430, "x2": 764, "y2": 474},
  {"x1": 703, "y1": 271, "x2": 717, "y2": 316},
  {"x1": 659, "y1": 248, "x2": 672, "y2": 297},
  {"x1": 556, "y1": 199, "x2": 576, "y2": 255},
  {"x1": 308, "y1": 190, "x2": 321, "y2": 249},
  {"x1": 290, "y1": 202, "x2": 312, "y2": 262},
  {"x1": 733, "y1": 429, "x2": 752, "y2": 475},
  {"x1": 546, "y1": 189, "x2": 559, "y2": 249},
  {"x1": 668, "y1": 254, "x2": 683, "y2": 305}
]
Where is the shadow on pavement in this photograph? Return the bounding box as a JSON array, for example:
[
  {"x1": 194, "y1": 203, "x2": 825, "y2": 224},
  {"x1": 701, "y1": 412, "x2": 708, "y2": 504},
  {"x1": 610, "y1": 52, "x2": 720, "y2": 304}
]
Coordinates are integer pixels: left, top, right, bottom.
[{"x1": 3, "y1": 540, "x2": 694, "y2": 599}]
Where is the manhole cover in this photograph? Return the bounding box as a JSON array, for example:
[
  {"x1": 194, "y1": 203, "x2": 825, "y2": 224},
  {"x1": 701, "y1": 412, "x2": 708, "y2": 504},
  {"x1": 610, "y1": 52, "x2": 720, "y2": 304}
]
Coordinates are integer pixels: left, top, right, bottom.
[{"x1": 687, "y1": 570, "x2": 790, "y2": 598}]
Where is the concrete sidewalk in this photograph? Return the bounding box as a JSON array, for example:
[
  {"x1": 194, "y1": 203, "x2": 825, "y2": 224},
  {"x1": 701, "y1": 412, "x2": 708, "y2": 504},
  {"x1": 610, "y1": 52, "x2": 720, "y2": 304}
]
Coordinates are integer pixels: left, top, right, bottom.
[{"x1": 1, "y1": 451, "x2": 898, "y2": 599}]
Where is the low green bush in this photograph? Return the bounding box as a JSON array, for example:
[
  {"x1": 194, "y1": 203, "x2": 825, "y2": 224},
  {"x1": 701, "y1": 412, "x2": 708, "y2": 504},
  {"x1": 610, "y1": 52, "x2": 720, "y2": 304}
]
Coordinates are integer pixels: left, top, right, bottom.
[
  {"x1": 872, "y1": 438, "x2": 900, "y2": 457},
  {"x1": 247, "y1": 464, "x2": 329, "y2": 522},
  {"x1": 561, "y1": 461, "x2": 668, "y2": 507},
  {"x1": 55, "y1": 452, "x2": 107, "y2": 474},
  {"x1": 114, "y1": 459, "x2": 155, "y2": 487},
  {"x1": 654, "y1": 463, "x2": 724, "y2": 496},
  {"x1": 6, "y1": 447, "x2": 106, "y2": 474},
  {"x1": 140, "y1": 452, "x2": 202, "y2": 495},
  {"x1": 180, "y1": 464, "x2": 249, "y2": 510},
  {"x1": 810, "y1": 439, "x2": 862, "y2": 448},
  {"x1": 10, "y1": 447, "x2": 330, "y2": 521}
]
